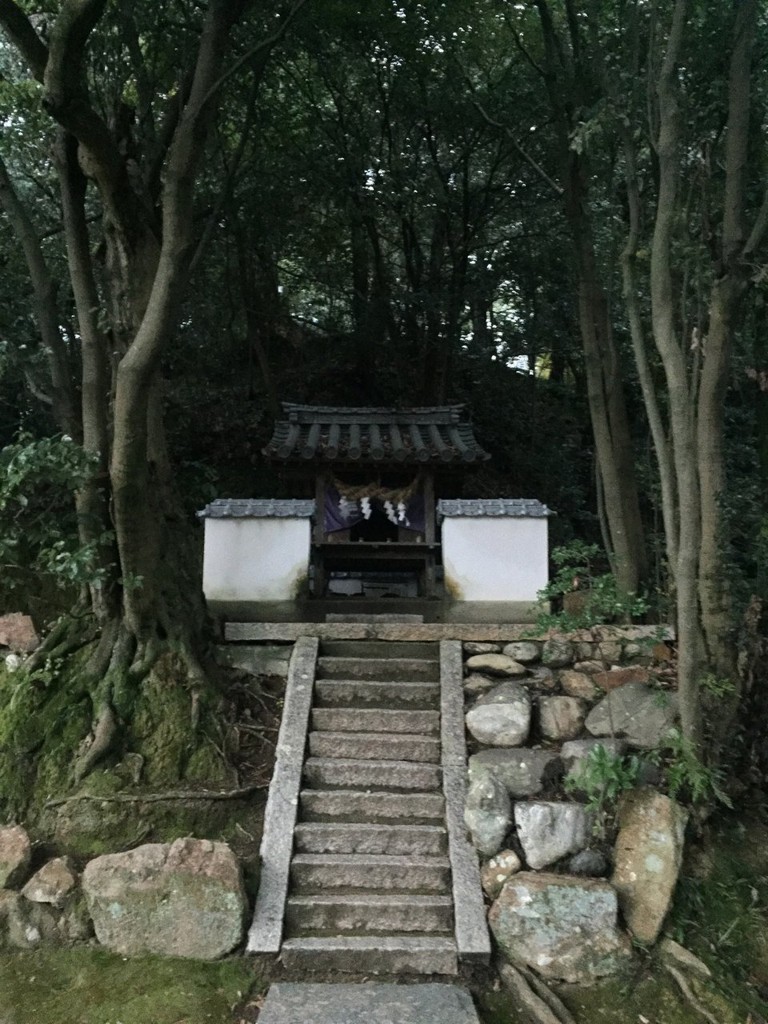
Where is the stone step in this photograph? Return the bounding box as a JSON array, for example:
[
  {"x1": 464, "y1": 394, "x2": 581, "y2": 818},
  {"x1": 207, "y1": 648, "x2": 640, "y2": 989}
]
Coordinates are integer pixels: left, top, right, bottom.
[
  {"x1": 280, "y1": 936, "x2": 458, "y2": 975},
  {"x1": 308, "y1": 731, "x2": 440, "y2": 763},
  {"x1": 285, "y1": 893, "x2": 454, "y2": 936},
  {"x1": 290, "y1": 854, "x2": 451, "y2": 894},
  {"x1": 303, "y1": 757, "x2": 442, "y2": 792},
  {"x1": 315, "y1": 678, "x2": 440, "y2": 710},
  {"x1": 311, "y1": 708, "x2": 440, "y2": 736},
  {"x1": 257, "y1": 982, "x2": 480, "y2": 1024},
  {"x1": 294, "y1": 822, "x2": 448, "y2": 856},
  {"x1": 299, "y1": 789, "x2": 445, "y2": 825},
  {"x1": 320, "y1": 640, "x2": 436, "y2": 660},
  {"x1": 325, "y1": 612, "x2": 426, "y2": 623},
  {"x1": 316, "y1": 657, "x2": 440, "y2": 682}
]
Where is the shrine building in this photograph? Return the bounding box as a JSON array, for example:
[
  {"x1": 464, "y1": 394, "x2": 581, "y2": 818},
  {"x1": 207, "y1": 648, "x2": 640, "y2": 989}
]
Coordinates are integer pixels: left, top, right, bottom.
[{"x1": 198, "y1": 404, "x2": 552, "y2": 622}]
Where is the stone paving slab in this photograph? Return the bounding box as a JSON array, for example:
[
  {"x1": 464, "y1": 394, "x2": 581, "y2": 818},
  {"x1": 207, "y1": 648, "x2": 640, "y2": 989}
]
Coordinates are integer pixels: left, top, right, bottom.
[{"x1": 258, "y1": 982, "x2": 480, "y2": 1023}]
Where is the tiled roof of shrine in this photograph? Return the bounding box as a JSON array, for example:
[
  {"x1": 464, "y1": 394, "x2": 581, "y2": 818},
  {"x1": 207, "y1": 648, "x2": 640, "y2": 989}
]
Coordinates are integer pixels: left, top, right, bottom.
[
  {"x1": 197, "y1": 499, "x2": 315, "y2": 518},
  {"x1": 262, "y1": 404, "x2": 490, "y2": 466},
  {"x1": 438, "y1": 498, "x2": 553, "y2": 518}
]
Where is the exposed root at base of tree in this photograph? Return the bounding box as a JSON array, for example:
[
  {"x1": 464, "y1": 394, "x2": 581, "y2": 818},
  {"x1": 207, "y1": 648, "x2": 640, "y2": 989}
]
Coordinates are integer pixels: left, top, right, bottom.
[
  {"x1": 499, "y1": 963, "x2": 576, "y2": 1024},
  {"x1": 43, "y1": 783, "x2": 262, "y2": 809},
  {"x1": 664, "y1": 963, "x2": 721, "y2": 1024}
]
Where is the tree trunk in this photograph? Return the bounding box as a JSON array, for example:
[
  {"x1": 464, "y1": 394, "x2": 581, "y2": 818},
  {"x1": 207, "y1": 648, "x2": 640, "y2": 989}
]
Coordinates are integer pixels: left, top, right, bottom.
[{"x1": 650, "y1": 0, "x2": 704, "y2": 746}]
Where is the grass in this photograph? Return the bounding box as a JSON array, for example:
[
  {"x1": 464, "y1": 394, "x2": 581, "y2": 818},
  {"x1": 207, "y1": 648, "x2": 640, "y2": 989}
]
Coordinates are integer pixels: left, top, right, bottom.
[{"x1": 0, "y1": 948, "x2": 261, "y2": 1024}]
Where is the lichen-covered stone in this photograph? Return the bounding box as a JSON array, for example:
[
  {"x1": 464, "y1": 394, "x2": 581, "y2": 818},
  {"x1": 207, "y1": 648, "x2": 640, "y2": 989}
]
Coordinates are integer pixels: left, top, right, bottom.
[
  {"x1": 585, "y1": 683, "x2": 677, "y2": 749},
  {"x1": 22, "y1": 857, "x2": 77, "y2": 908},
  {"x1": 515, "y1": 801, "x2": 594, "y2": 869},
  {"x1": 465, "y1": 682, "x2": 531, "y2": 747},
  {"x1": 541, "y1": 638, "x2": 574, "y2": 668},
  {"x1": 527, "y1": 666, "x2": 556, "y2": 690},
  {"x1": 480, "y1": 849, "x2": 522, "y2": 899},
  {"x1": 463, "y1": 642, "x2": 502, "y2": 656},
  {"x1": 593, "y1": 666, "x2": 650, "y2": 691},
  {"x1": 465, "y1": 653, "x2": 527, "y2": 677},
  {"x1": 597, "y1": 641, "x2": 623, "y2": 664},
  {"x1": 463, "y1": 672, "x2": 496, "y2": 696},
  {"x1": 567, "y1": 848, "x2": 609, "y2": 877},
  {"x1": 464, "y1": 775, "x2": 511, "y2": 857},
  {"x1": 469, "y1": 748, "x2": 560, "y2": 798},
  {"x1": 0, "y1": 613, "x2": 39, "y2": 653},
  {"x1": 559, "y1": 670, "x2": 599, "y2": 700},
  {"x1": 538, "y1": 696, "x2": 586, "y2": 741},
  {"x1": 502, "y1": 641, "x2": 540, "y2": 664},
  {"x1": 489, "y1": 872, "x2": 632, "y2": 983},
  {"x1": 573, "y1": 660, "x2": 605, "y2": 675},
  {"x1": 611, "y1": 789, "x2": 688, "y2": 944},
  {"x1": 0, "y1": 826, "x2": 31, "y2": 889},
  {"x1": 82, "y1": 837, "x2": 246, "y2": 959},
  {"x1": 0, "y1": 890, "x2": 59, "y2": 949}
]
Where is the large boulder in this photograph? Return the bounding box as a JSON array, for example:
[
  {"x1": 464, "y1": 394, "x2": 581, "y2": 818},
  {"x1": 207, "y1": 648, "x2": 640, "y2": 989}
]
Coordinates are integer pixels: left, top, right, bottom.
[
  {"x1": 585, "y1": 683, "x2": 677, "y2": 748},
  {"x1": 611, "y1": 789, "x2": 688, "y2": 944},
  {"x1": 465, "y1": 681, "x2": 531, "y2": 747},
  {"x1": 0, "y1": 826, "x2": 31, "y2": 889},
  {"x1": 82, "y1": 838, "x2": 246, "y2": 959},
  {"x1": 489, "y1": 872, "x2": 632, "y2": 983},
  {"x1": 469, "y1": 748, "x2": 560, "y2": 798},
  {"x1": 514, "y1": 801, "x2": 594, "y2": 869},
  {"x1": 464, "y1": 774, "x2": 511, "y2": 857},
  {"x1": 538, "y1": 696, "x2": 586, "y2": 741}
]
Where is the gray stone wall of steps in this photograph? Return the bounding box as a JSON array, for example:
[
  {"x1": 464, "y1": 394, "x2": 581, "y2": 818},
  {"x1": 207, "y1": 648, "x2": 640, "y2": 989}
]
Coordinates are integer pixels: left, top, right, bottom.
[{"x1": 246, "y1": 632, "x2": 491, "y2": 975}]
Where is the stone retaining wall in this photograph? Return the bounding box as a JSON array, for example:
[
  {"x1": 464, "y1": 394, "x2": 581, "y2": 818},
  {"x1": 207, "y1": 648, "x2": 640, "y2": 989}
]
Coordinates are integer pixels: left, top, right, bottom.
[{"x1": 459, "y1": 626, "x2": 688, "y2": 981}]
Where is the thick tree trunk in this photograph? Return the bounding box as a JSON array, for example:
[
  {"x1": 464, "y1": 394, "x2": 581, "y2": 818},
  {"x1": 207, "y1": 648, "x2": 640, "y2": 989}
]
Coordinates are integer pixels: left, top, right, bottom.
[
  {"x1": 535, "y1": 0, "x2": 647, "y2": 598},
  {"x1": 697, "y1": 0, "x2": 757, "y2": 681}
]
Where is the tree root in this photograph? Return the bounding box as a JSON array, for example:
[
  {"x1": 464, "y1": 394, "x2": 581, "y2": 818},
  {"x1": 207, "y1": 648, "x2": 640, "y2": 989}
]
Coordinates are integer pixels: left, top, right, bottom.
[
  {"x1": 664, "y1": 963, "x2": 721, "y2": 1024},
  {"x1": 499, "y1": 963, "x2": 575, "y2": 1024},
  {"x1": 516, "y1": 965, "x2": 577, "y2": 1024},
  {"x1": 73, "y1": 700, "x2": 117, "y2": 782},
  {"x1": 24, "y1": 602, "x2": 93, "y2": 674},
  {"x1": 44, "y1": 783, "x2": 261, "y2": 808}
]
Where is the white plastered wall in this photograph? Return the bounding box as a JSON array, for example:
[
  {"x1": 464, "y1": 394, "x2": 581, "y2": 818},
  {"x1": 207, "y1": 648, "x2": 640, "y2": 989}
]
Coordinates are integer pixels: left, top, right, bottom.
[
  {"x1": 202, "y1": 518, "x2": 310, "y2": 602},
  {"x1": 441, "y1": 516, "x2": 548, "y2": 602}
]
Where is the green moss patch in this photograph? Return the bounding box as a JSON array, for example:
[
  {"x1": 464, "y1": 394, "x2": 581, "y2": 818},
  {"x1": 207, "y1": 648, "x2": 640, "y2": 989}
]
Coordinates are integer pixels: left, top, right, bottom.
[{"x1": 0, "y1": 948, "x2": 260, "y2": 1024}]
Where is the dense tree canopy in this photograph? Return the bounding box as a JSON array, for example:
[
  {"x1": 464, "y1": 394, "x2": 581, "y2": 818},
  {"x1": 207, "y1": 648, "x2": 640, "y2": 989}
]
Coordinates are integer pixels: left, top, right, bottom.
[{"x1": 0, "y1": 0, "x2": 766, "y2": 805}]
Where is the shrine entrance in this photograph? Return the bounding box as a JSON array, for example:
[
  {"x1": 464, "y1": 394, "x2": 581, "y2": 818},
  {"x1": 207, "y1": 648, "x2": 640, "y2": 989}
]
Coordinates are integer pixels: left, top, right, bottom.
[{"x1": 261, "y1": 404, "x2": 490, "y2": 601}]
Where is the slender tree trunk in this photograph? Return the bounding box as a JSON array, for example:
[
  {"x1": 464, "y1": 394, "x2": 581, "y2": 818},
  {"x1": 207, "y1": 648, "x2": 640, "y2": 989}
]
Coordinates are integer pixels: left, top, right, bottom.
[{"x1": 650, "y1": 0, "x2": 704, "y2": 745}]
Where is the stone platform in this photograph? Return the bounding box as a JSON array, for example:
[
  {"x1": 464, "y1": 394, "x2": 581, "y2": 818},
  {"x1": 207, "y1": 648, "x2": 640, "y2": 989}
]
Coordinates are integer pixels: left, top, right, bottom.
[{"x1": 257, "y1": 982, "x2": 481, "y2": 1024}]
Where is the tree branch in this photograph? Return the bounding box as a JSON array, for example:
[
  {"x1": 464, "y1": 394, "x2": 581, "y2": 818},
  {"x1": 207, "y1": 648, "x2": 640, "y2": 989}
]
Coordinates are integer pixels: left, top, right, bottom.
[
  {"x1": 0, "y1": 0, "x2": 48, "y2": 80},
  {"x1": 470, "y1": 94, "x2": 563, "y2": 196},
  {"x1": 0, "y1": 153, "x2": 79, "y2": 436},
  {"x1": 194, "y1": 0, "x2": 311, "y2": 114}
]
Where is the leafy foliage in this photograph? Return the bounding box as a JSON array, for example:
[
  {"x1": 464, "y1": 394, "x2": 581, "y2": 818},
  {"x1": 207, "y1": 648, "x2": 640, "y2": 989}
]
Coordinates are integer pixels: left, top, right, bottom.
[
  {"x1": 537, "y1": 542, "x2": 649, "y2": 629},
  {"x1": 0, "y1": 435, "x2": 112, "y2": 599},
  {"x1": 564, "y1": 744, "x2": 641, "y2": 837}
]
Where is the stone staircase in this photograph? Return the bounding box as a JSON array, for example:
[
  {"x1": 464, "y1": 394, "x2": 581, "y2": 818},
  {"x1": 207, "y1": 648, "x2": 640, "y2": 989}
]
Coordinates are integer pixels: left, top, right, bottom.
[{"x1": 247, "y1": 635, "x2": 489, "y2": 975}]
